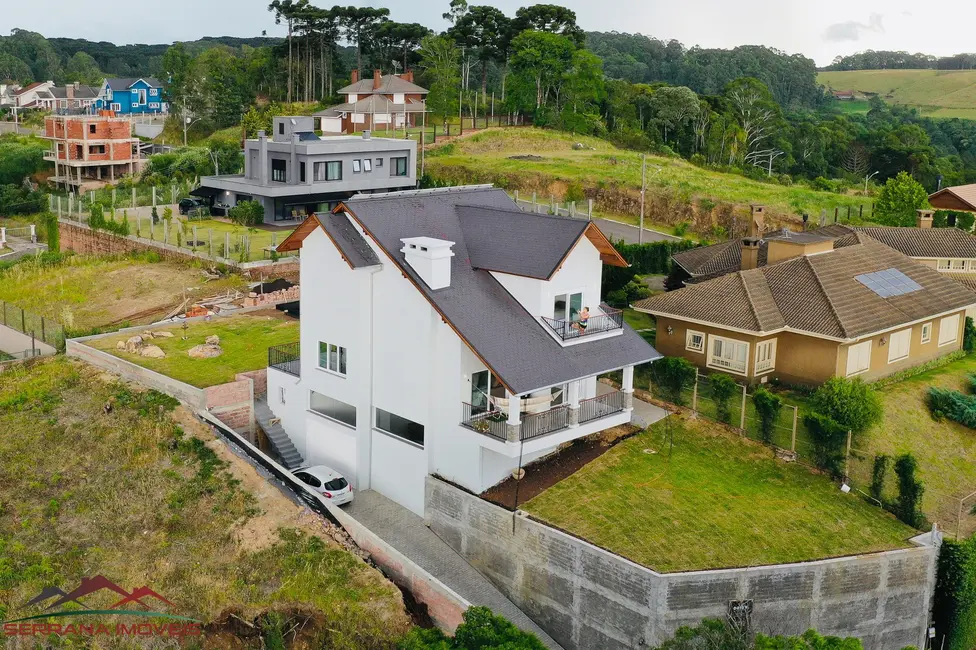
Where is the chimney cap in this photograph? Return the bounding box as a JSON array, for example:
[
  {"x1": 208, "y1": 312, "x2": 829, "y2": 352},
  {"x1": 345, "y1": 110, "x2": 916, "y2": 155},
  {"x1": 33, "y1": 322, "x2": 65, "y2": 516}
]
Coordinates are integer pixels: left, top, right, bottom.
[{"x1": 400, "y1": 236, "x2": 456, "y2": 255}]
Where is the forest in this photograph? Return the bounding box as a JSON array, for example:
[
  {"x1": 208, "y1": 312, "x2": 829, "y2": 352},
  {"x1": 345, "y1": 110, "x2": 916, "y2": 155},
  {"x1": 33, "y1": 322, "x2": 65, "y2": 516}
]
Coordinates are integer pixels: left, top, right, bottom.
[{"x1": 3, "y1": 3, "x2": 976, "y2": 195}]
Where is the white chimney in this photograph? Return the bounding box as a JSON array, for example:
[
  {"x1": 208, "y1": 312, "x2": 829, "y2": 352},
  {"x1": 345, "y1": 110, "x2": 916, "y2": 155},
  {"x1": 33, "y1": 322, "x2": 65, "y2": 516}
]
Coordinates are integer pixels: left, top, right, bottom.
[{"x1": 400, "y1": 237, "x2": 455, "y2": 290}]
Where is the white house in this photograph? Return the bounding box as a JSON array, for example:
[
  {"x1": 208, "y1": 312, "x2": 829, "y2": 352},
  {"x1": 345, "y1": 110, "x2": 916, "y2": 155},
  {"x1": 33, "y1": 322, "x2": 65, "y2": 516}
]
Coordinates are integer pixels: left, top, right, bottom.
[{"x1": 266, "y1": 186, "x2": 661, "y2": 515}]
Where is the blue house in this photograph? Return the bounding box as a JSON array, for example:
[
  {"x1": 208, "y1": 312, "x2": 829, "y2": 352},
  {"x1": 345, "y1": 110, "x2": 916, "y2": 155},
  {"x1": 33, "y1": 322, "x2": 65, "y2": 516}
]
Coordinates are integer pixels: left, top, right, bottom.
[{"x1": 95, "y1": 78, "x2": 167, "y2": 115}]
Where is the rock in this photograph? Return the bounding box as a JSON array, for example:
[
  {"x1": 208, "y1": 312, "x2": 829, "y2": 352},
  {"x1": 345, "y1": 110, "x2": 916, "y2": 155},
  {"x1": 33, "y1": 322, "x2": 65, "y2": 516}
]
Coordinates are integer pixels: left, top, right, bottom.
[
  {"x1": 143, "y1": 330, "x2": 155, "y2": 338},
  {"x1": 123, "y1": 335, "x2": 144, "y2": 353},
  {"x1": 116, "y1": 341, "x2": 126, "y2": 351},
  {"x1": 154, "y1": 331, "x2": 175, "y2": 338},
  {"x1": 139, "y1": 345, "x2": 166, "y2": 359},
  {"x1": 205, "y1": 335, "x2": 220, "y2": 346},
  {"x1": 188, "y1": 344, "x2": 223, "y2": 359}
]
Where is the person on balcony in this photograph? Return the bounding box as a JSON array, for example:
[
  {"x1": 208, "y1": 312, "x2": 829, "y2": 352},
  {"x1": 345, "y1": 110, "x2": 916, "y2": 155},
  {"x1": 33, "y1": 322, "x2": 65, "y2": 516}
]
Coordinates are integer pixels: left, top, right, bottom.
[{"x1": 573, "y1": 306, "x2": 590, "y2": 334}]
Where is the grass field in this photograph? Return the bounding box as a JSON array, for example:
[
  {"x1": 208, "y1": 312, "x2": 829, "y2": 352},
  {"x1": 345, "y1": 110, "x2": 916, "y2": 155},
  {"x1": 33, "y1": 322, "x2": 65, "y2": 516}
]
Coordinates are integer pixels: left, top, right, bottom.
[
  {"x1": 89, "y1": 312, "x2": 299, "y2": 388},
  {"x1": 0, "y1": 254, "x2": 248, "y2": 332},
  {"x1": 426, "y1": 128, "x2": 870, "y2": 224},
  {"x1": 523, "y1": 414, "x2": 916, "y2": 572},
  {"x1": 123, "y1": 214, "x2": 296, "y2": 263},
  {"x1": 0, "y1": 357, "x2": 410, "y2": 647},
  {"x1": 819, "y1": 69, "x2": 976, "y2": 120}
]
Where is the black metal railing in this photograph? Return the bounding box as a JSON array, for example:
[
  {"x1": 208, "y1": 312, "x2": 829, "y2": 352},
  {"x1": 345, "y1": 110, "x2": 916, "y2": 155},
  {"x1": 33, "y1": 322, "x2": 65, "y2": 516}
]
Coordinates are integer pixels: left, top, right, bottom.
[
  {"x1": 541, "y1": 305, "x2": 623, "y2": 342},
  {"x1": 268, "y1": 342, "x2": 301, "y2": 377},
  {"x1": 579, "y1": 390, "x2": 625, "y2": 424},
  {"x1": 460, "y1": 402, "x2": 508, "y2": 441},
  {"x1": 520, "y1": 405, "x2": 569, "y2": 441}
]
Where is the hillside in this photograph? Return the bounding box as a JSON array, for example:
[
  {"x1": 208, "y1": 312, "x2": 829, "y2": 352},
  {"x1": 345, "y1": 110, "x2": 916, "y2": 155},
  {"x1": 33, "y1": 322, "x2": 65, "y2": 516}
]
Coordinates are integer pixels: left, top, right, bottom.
[
  {"x1": 818, "y1": 69, "x2": 976, "y2": 119},
  {"x1": 426, "y1": 128, "x2": 869, "y2": 232}
]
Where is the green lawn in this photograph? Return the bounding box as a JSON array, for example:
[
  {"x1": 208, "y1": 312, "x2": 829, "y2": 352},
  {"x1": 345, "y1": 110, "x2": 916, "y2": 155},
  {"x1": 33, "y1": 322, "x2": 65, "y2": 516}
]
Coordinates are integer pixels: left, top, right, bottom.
[
  {"x1": 622, "y1": 307, "x2": 656, "y2": 331},
  {"x1": 426, "y1": 128, "x2": 870, "y2": 222},
  {"x1": 89, "y1": 313, "x2": 299, "y2": 388},
  {"x1": 122, "y1": 215, "x2": 296, "y2": 263},
  {"x1": 523, "y1": 415, "x2": 916, "y2": 572},
  {"x1": 847, "y1": 354, "x2": 976, "y2": 537}
]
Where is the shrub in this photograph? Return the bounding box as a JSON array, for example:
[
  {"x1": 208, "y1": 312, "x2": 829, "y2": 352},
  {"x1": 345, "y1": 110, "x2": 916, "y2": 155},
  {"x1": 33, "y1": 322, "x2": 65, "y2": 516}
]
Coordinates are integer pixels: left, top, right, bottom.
[
  {"x1": 803, "y1": 412, "x2": 848, "y2": 477},
  {"x1": 870, "y1": 454, "x2": 889, "y2": 503},
  {"x1": 398, "y1": 606, "x2": 545, "y2": 649},
  {"x1": 752, "y1": 387, "x2": 783, "y2": 444},
  {"x1": 875, "y1": 171, "x2": 929, "y2": 226},
  {"x1": 933, "y1": 210, "x2": 950, "y2": 228},
  {"x1": 564, "y1": 180, "x2": 585, "y2": 203},
  {"x1": 894, "y1": 454, "x2": 925, "y2": 528},
  {"x1": 933, "y1": 535, "x2": 976, "y2": 650},
  {"x1": 966, "y1": 317, "x2": 976, "y2": 353},
  {"x1": 650, "y1": 357, "x2": 697, "y2": 405},
  {"x1": 708, "y1": 373, "x2": 739, "y2": 424},
  {"x1": 958, "y1": 211, "x2": 976, "y2": 233},
  {"x1": 673, "y1": 221, "x2": 690, "y2": 237},
  {"x1": 43, "y1": 212, "x2": 58, "y2": 253},
  {"x1": 926, "y1": 387, "x2": 976, "y2": 428},
  {"x1": 810, "y1": 377, "x2": 882, "y2": 436},
  {"x1": 229, "y1": 200, "x2": 265, "y2": 227},
  {"x1": 811, "y1": 176, "x2": 832, "y2": 191}
]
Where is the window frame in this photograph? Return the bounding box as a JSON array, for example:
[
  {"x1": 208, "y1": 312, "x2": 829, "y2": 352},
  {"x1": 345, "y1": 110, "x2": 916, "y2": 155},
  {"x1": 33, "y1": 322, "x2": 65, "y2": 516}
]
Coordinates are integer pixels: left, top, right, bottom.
[
  {"x1": 755, "y1": 339, "x2": 777, "y2": 374},
  {"x1": 940, "y1": 314, "x2": 960, "y2": 346},
  {"x1": 951, "y1": 259, "x2": 967, "y2": 271},
  {"x1": 314, "y1": 160, "x2": 343, "y2": 181},
  {"x1": 271, "y1": 158, "x2": 287, "y2": 183},
  {"x1": 846, "y1": 340, "x2": 872, "y2": 377},
  {"x1": 376, "y1": 157, "x2": 383, "y2": 168},
  {"x1": 89, "y1": 124, "x2": 96, "y2": 134},
  {"x1": 392, "y1": 156, "x2": 408, "y2": 177},
  {"x1": 308, "y1": 390, "x2": 357, "y2": 429},
  {"x1": 685, "y1": 329, "x2": 705, "y2": 353},
  {"x1": 921, "y1": 322, "x2": 932, "y2": 344},
  {"x1": 887, "y1": 328, "x2": 911, "y2": 364},
  {"x1": 374, "y1": 408, "x2": 425, "y2": 448},
  {"x1": 317, "y1": 341, "x2": 348, "y2": 376},
  {"x1": 352, "y1": 159, "x2": 362, "y2": 173},
  {"x1": 363, "y1": 158, "x2": 372, "y2": 172},
  {"x1": 938, "y1": 259, "x2": 951, "y2": 271},
  {"x1": 110, "y1": 102, "x2": 121, "y2": 112},
  {"x1": 299, "y1": 161, "x2": 306, "y2": 183},
  {"x1": 706, "y1": 334, "x2": 749, "y2": 376}
]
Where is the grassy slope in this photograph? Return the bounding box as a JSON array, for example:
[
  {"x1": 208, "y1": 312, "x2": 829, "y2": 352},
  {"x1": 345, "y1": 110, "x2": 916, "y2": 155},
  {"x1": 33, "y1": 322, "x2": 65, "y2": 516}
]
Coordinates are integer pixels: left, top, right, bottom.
[
  {"x1": 0, "y1": 254, "x2": 247, "y2": 332},
  {"x1": 0, "y1": 357, "x2": 410, "y2": 647},
  {"x1": 426, "y1": 128, "x2": 867, "y2": 222},
  {"x1": 524, "y1": 414, "x2": 915, "y2": 572},
  {"x1": 89, "y1": 313, "x2": 299, "y2": 388},
  {"x1": 819, "y1": 69, "x2": 976, "y2": 119},
  {"x1": 848, "y1": 355, "x2": 976, "y2": 537}
]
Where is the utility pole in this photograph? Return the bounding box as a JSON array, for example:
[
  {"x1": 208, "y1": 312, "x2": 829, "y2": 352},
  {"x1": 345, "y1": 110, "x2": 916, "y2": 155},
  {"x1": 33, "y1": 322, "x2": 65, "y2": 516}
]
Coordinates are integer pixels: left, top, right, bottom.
[
  {"x1": 864, "y1": 170, "x2": 879, "y2": 195},
  {"x1": 639, "y1": 154, "x2": 647, "y2": 244}
]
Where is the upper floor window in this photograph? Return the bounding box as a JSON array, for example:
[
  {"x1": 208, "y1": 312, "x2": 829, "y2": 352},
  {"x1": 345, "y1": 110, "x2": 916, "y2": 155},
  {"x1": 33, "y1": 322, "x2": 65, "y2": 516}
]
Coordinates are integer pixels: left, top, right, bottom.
[
  {"x1": 352, "y1": 159, "x2": 362, "y2": 173},
  {"x1": 314, "y1": 161, "x2": 342, "y2": 181},
  {"x1": 952, "y1": 259, "x2": 967, "y2": 271},
  {"x1": 136, "y1": 89, "x2": 147, "y2": 105},
  {"x1": 309, "y1": 390, "x2": 356, "y2": 428},
  {"x1": 299, "y1": 162, "x2": 306, "y2": 183},
  {"x1": 278, "y1": 122, "x2": 285, "y2": 135},
  {"x1": 150, "y1": 88, "x2": 158, "y2": 95},
  {"x1": 392, "y1": 156, "x2": 408, "y2": 177},
  {"x1": 89, "y1": 124, "x2": 96, "y2": 134},
  {"x1": 318, "y1": 341, "x2": 347, "y2": 375},
  {"x1": 88, "y1": 145, "x2": 106, "y2": 155},
  {"x1": 363, "y1": 159, "x2": 372, "y2": 172},
  {"x1": 393, "y1": 93, "x2": 405, "y2": 104},
  {"x1": 271, "y1": 159, "x2": 287, "y2": 183},
  {"x1": 375, "y1": 408, "x2": 424, "y2": 447},
  {"x1": 938, "y1": 259, "x2": 951, "y2": 270}
]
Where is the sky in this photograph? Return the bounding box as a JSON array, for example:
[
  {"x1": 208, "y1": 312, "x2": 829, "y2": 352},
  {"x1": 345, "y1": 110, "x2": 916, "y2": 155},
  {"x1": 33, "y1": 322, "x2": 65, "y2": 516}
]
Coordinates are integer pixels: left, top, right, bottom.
[{"x1": 5, "y1": 0, "x2": 974, "y2": 67}]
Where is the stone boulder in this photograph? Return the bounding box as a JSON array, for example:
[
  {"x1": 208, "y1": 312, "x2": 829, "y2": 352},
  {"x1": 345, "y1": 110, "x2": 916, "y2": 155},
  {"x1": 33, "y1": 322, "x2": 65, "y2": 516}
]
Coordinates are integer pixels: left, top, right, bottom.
[
  {"x1": 188, "y1": 344, "x2": 223, "y2": 359},
  {"x1": 140, "y1": 345, "x2": 166, "y2": 359},
  {"x1": 123, "y1": 336, "x2": 143, "y2": 353},
  {"x1": 154, "y1": 331, "x2": 175, "y2": 338},
  {"x1": 205, "y1": 335, "x2": 220, "y2": 346}
]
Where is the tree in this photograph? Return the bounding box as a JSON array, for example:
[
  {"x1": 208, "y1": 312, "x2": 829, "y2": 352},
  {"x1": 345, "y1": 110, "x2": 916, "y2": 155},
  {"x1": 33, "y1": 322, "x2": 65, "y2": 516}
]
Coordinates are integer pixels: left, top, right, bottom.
[
  {"x1": 512, "y1": 4, "x2": 585, "y2": 48},
  {"x1": 441, "y1": 0, "x2": 469, "y2": 25},
  {"x1": 508, "y1": 30, "x2": 575, "y2": 112},
  {"x1": 228, "y1": 200, "x2": 265, "y2": 227},
  {"x1": 724, "y1": 77, "x2": 783, "y2": 171},
  {"x1": 803, "y1": 412, "x2": 848, "y2": 477},
  {"x1": 63, "y1": 52, "x2": 102, "y2": 85},
  {"x1": 708, "y1": 373, "x2": 738, "y2": 424},
  {"x1": 0, "y1": 135, "x2": 47, "y2": 185},
  {"x1": 268, "y1": 0, "x2": 309, "y2": 103},
  {"x1": 752, "y1": 387, "x2": 783, "y2": 444},
  {"x1": 336, "y1": 5, "x2": 391, "y2": 75},
  {"x1": 448, "y1": 6, "x2": 512, "y2": 102},
  {"x1": 894, "y1": 454, "x2": 925, "y2": 528},
  {"x1": 810, "y1": 377, "x2": 883, "y2": 436},
  {"x1": 650, "y1": 357, "x2": 696, "y2": 405},
  {"x1": 875, "y1": 171, "x2": 929, "y2": 226},
  {"x1": 0, "y1": 53, "x2": 32, "y2": 84},
  {"x1": 0, "y1": 29, "x2": 61, "y2": 84},
  {"x1": 649, "y1": 85, "x2": 699, "y2": 144},
  {"x1": 418, "y1": 35, "x2": 460, "y2": 123},
  {"x1": 375, "y1": 22, "x2": 431, "y2": 72}
]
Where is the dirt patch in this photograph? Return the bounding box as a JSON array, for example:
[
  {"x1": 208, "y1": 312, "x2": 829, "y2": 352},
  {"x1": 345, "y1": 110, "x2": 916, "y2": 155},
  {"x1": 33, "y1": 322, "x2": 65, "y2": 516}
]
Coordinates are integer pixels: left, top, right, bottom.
[
  {"x1": 507, "y1": 154, "x2": 544, "y2": 161},
  {"x1": 481, "y1": 424, "x2": 640, "y2": 510}
]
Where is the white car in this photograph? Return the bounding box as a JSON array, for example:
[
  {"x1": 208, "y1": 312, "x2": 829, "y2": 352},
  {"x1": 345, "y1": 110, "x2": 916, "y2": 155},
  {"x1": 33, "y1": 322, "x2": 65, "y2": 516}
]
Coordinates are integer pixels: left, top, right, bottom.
[{"x1": 293, "y1": 465, "x2": 354, "y2": 505}]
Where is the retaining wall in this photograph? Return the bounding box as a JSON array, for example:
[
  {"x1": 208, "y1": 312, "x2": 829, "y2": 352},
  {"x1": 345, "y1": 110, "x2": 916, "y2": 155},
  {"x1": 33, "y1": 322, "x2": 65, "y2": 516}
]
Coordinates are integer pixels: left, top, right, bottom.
[
  {"x1": 58, "y1": 220, "x2": 299, "y2": 281},
  {"x1": 425, "y1": 477, "x2": 938, "y2": 650}
]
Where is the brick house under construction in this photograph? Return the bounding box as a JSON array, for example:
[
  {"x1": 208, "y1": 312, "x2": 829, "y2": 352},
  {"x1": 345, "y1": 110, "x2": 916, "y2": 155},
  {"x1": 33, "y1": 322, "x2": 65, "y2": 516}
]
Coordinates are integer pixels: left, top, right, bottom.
[{"x1": 43, "y1": 114, "x2": 144, "y2": 191}]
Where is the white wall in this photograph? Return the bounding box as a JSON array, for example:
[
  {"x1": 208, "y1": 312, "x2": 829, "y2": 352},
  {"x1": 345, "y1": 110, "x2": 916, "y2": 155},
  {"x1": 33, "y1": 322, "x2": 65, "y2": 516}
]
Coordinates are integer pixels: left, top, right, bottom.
[
  {"x1": 306, "y1": 414, "x2": 358, "y2": 478},
  {"x1": 371, "y1": 430, "x2": 427, "y2": 513}
]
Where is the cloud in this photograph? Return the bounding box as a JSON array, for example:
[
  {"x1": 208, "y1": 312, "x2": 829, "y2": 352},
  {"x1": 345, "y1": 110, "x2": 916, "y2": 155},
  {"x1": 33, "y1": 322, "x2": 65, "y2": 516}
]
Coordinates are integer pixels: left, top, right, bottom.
[{"x1": 823, "y1": 13, "x2": 885, "y2": 42}]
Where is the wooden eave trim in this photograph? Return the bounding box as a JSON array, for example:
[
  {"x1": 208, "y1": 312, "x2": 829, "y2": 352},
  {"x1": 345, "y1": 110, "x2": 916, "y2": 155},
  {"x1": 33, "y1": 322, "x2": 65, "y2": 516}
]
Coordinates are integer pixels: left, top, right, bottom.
[{"x1": 275, "y1": 214, "x2": 323, "y2": 252}]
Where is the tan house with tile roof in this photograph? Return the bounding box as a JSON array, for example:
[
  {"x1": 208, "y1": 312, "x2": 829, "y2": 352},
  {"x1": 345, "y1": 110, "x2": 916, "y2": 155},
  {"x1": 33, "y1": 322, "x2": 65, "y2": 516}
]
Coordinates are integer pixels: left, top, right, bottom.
[{"x1": 637, "y1": 234, "x2": 976, "y2": 386}]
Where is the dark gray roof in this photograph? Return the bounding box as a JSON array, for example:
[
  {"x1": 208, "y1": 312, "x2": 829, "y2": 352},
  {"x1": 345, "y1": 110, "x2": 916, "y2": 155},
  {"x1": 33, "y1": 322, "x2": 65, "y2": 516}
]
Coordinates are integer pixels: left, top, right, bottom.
[
  {"x1": 457, "y1": 204, "x2": 588, "y2": 279},
  {"x1": 321, "y1": 212, "x2": 380, "y2": 269},
  {"x1": 343, "y1": 187, "x2": 660, "y2": 394},
  {"x1": 49, "y1": 85, "x2": 99, "y2": 99},
  {"x1": 106, "y1": 78, "x2": 163, "y2": 90}
]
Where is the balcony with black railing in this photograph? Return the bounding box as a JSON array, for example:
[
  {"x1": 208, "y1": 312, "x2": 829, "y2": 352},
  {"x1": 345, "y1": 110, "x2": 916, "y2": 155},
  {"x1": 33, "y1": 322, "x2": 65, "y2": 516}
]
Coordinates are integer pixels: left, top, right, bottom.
[
  {"x1": 268, "y1": 342, "x2": 301, "y2": 377},
  {"x1": 579, "y1": 390, "x2": 625, "y2": 424},
  {"x1": 541, "y1": 304, "x2": 623, "y2": 342}
]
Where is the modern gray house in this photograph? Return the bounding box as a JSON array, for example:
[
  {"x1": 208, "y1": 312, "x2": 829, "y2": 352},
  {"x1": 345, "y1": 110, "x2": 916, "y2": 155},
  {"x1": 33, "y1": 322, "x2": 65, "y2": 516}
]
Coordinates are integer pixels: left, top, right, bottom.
[{"x1": 193, "y1": 116, "x2": 417, "y2": 224}]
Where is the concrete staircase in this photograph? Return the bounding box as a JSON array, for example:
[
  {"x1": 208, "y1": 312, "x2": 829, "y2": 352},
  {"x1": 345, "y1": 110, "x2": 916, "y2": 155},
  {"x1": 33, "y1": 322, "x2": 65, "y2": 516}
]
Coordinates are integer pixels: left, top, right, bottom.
[{"x1": 254, "y1": 398, "x2": 304, "y2": 469}]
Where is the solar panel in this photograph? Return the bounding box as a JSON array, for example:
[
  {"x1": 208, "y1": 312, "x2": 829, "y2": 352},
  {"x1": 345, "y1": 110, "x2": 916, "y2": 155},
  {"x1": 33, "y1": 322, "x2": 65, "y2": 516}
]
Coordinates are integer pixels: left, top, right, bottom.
[{"x1": 855, "y1": 268, "x2": 922, "y2": 298}]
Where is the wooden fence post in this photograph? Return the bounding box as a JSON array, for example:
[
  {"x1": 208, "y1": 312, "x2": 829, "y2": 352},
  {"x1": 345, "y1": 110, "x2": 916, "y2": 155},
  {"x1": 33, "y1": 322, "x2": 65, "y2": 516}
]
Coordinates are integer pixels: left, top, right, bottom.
[
  {"x1": 740, "y1": 383, "x2": 747, "y2": 431},
  {"x1": 588, "y1": 199, "x2": 593, "y2": 220},
  {"x1": 225, "y1": 232, "x2": 230, "y2": 260},
  {"x1": 691, "y1": 368, "x2": 699, "y2": 415},
  {"x1": 209, "y1": 229, "x2": 214, "y2": 258},
  {"x1": 192, "y1": 225, "x2": 198, "y2": 252},
  {"x1": 844, "y1": 430, "x2": 852, "y2": 478},
  {"x1": 131, "y1": 187, "x2": 136, "y2": 208},
  {"x1": 791, "y1": 405, "x2": 798, "y2": 452}
]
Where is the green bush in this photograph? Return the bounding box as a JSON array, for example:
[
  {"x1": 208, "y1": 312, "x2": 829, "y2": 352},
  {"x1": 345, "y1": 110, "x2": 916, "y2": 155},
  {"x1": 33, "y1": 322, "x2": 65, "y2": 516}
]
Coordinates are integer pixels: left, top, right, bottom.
[
  {"x1": 803, "y1": 412, "x2": 848, "y2": 477},
  {"x1": 958, "y1": 211, "x2": 976, "y2": 233},
  {"x1": 810, "y1": 377, "x2": 882, "y2": 436},
  {"x1": 965, "y1": 317, "x2": 976, "y2": 353},
  {"x1": 564, "y1": 180, "x2": 585, "y2": 203},
  {"x1": 613, "y1": 239, "x2": 699, "y2": 275},
  {"x1": 870, "y1": 454, "x2": 889, "y2": 503},
  {"x1": 650, "y1": 357, "x2": 697, "y2": 405},
  {"x1": 926, "y1": 386, "x2": 976, "y2": 428},
  {"x1": 811, "y1": 176, "x2": 832, "y2": 191},
  {"x1": 708, "y1": 373, "x2": 739, "y2": 424},
  {"x1": 752, "y1": 387, "x2": 783, "y2": 444},
  {"x1": 398, "y1": 606, "x2": 545, "y2": 649},
  {"x1": 894, "y1": 454, "x2": 925, "y2": 528},
  {"x1": 229, "y1": 200, "x2": 265, "y2": 227},
  {"x1": 933, "y1": 535, "x2": 976, "y2": 650},
  {"x1": 652, "y1": 618, "x2": 867, "y2": 650},
  {"x1": 43, "y1": 212, "x2": 58, "y2": 253}
]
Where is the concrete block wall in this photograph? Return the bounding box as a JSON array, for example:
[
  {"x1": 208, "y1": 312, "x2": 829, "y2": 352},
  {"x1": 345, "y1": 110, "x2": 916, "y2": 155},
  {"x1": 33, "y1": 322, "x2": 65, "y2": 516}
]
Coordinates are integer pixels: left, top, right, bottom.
[
  {"x1": 236, "y1": 369, "x2": 267, "y2": 396},
  {"x1": 425, "y1": 477, "x2": 937, "y2": 650}
]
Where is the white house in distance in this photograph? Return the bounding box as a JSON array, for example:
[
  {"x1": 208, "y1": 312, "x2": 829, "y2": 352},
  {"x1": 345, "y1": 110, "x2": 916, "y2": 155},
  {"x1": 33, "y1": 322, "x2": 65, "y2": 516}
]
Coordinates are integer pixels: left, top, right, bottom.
[{"x1": 265, "y1": 186, "x2": 660, "y2": 515}]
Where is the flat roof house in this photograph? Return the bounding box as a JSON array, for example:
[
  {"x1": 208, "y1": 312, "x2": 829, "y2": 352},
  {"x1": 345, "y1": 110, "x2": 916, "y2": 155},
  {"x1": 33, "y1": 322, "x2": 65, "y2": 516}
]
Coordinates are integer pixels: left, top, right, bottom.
[
  {"x1": 637, "y1": 232, "x2": 976, "y2": 386},
  {"x1": 264, "y1": 186, "x2": 660, "y2": 515},
  {"x1": 194, "y1": 116, "x2": 417, "y2": 224}
]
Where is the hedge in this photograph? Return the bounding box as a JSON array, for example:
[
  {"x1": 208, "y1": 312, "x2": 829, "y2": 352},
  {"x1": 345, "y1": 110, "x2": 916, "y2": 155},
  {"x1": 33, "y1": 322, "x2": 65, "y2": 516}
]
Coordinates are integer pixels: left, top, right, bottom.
[
  {"x1": 613, "y1": 239, "x2": 699, "y2": 275},
  {"x1": 934, "y1": 536, "x2": 976, "y2": 650}
]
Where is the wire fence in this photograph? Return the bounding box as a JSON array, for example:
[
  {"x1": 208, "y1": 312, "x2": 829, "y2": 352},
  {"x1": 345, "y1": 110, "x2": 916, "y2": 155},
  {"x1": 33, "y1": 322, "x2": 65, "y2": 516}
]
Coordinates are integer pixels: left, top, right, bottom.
[
  {"x1": 49, "y1": 180, "x2": 198, "y2": 219},
  {"x1": 0, "y1": 301, "x2": 65, "y2": 351}
]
